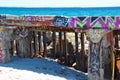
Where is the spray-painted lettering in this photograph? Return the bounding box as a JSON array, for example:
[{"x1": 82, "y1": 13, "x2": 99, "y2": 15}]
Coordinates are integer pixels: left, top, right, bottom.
[
  {"x1": 69, "y1": 16, "x2": 120, "y2": 30},
  {"x1": 53, "y1": 16, "x2": 68, "y2": 27}
]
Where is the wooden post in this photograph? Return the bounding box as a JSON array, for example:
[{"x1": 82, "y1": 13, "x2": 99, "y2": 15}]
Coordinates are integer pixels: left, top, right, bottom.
[
  {"x1": 0, "y1": 28, "x2": 18, "y2": 63},
  {"x1": 33, "y1": 31, "x2": 36, "y2": 54},
  {"x1": 36, "y1": 31, "x2": 39, "y2": 54},
  {"x1": 63, "y1": 32, "x2": 67, "y2": 65},
  {"x1": 38, "y1": 32, "x2": 41, "y2": 54},
  {"x1": 80, "y1": 32, "x2": 86, "y2": 72},
  {"x1": 52, "y1": 32, "x2": 56, "y2": 58},
  {"x1": 75, "y1": 32, "x2": 80, "y2": 69},
  {"x1": 31, "y1": 31, "x2": 36, "y2": 57},
  {"x1": 88, "y1": 30, "x2": 105, "y2": 80},
  {"x1": 114, "y1": 35, "x2": 119, "y2": 79},
  {"x1": 17, "y1": 31, "x2": 32, "y2": 58},
  {"x1": 9, "y1": 40, "x2": 13, "y2": 55},
  {"x1": 59, "y1": 32, "x2": 62, "y2": 57},
  {"x1": 0, "y1": 30, "x2": 10, "y2": 63},
  {"x1": 43, "y1": 32, "x2": 47, "y2": 57},
  {"x1": 13, "y1": 40, "x2": 17, "y2": 56}
]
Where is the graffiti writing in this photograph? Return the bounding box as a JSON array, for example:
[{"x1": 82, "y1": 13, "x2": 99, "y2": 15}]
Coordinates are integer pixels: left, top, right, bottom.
[
  {"x1": 13, "y1": 26, "x2": 28, "y2": 40},
  {"x1": 53, "y1": 16, "x2": 68, "y2": 27},
  {"x1": 23, "y1": 16, "x2": 37, "y2": 24},
  {"x1": 0, "y1": 15, "x2": 6, "y2": 20},
  {"x1": 0, "y1": 15, "x2": 120, "y2": 30},
  {"x1": 36, "y1": 16, "x2": 54, "y2": 21},
  {"x1": 69, "y1": 17, "x2": 120, "y2": 30},
  {"x1": 88, "y1": 41, "x2": 102, "y2": 80}
]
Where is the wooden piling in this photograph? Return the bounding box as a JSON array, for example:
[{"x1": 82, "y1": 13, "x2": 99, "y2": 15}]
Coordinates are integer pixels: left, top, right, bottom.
[
  {"x1": 33, "y1": 31, "x2": 36, "y2": 54},
  {"x1": 38, "y1": 32, "x2": 41, "y2": 54},
  {"x1": 59, "y1": 32, "x2": 62, "y2": 57},
  {"x1": 63, "y1": 32, "x2": 68, "y2": 65},
  {"x1": 75, "y1": 32, "x2": 80, "y2": 69},
  {"x1": 80, "y1": 32, "x2": 86, "y2": 72},
  {"x1": 88, "y1": 30, "x2": 105, "y2": 80},
  {"x1": 43, "y1": 32, "x2": 47, "y2": 57},
  {"x1": 52, "y1": 31, "x2": 56, "y2": 58}
]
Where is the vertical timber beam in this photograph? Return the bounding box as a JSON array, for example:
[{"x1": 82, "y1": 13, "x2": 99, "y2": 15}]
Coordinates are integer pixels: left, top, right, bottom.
[
  {"x1": 0, "y1": 29, "x2": 10, "y2": 63},
  {"x1": 59, "y1": 32, "x2": 62, "y2": 57},
  {"x1": 31, "y1": 31, "x2": 36, "y2": 57},
  {"x1": 38, "y1": 32, "x2": 41, "y2": 54},
  {"x1": 43, "y1": 32, "x2": 47, "y2": 57},
  {"x1": 13, "y1": 40, "x2": 17, "y2": 56},
  {"x1": 88, "y1": 30, "x2": 105, "y2": 80},
  {"x1": 75, "y1": 32, "x2": 79, "y2": 69},
  {"x1": 33, "y1": 31, "x2": 36, "y2": 55},
  {"x1": 35, "y1": 31, "x2": 39, "y2": 54},
  {"x1": 9, "y1": 40, "x2": 13, "y2": 55},
  {"x1": 52, "y1": 32, "x2": 56, "y2": 58},
  {"x1": 80, "y1": 32, "x2": 86, "y2": 72},
  {"x1": 64, "y1": 32, "x2": 67, "y2": 65},
  {"x1": 17, "y1": 31, "x2": 32, "y2": 58}
]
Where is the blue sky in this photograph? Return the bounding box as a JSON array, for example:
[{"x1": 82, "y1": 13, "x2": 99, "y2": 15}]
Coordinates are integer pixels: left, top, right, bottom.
[{"x1": 0, "y1": 0, "x2": 120, "y2": 7}]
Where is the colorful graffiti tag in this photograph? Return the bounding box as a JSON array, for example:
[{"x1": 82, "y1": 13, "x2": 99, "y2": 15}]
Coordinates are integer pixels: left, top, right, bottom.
[
  {"x1": 0, "y1": 15, "x2": 6, "y2": 20},
  {"x1": 0, "y1": 15, "x2": 120, "y2": 30},
  {"x1": 69, "y1": 17, "x2": 120, "y2": 30},
  {"x1": 53, "y1": 16, "x2": 69, "y2": 27},
  {"x1": 23, "y1": 16, "x2": 54, "y2": 26}
]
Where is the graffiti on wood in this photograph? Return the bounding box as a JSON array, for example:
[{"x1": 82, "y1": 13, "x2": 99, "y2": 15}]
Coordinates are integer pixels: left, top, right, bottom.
[
  {"x1": 0, "y1": 15, "x2": 120, "y2": 30},
  {"x1": 88, "y1": 41, "x2": 102, "y2": 80},
  {"x1": 13, "y1": 26, "x2": 28, "y2": 40},
  {"x1": 36, "y1": 16, "x2": 54, "y2": 21},
  {"x1": 69, "y1": 17, "x2": 120, "y2": 30},
  {"x1": 53, "y1": 16, "x2": 69, "y2": 27},
  {"x1": 88, "y1": 30, "x2": 105, "y2": 80},
  {"x1": 36, "y1": 16, "x2": 54, "y2": 26},
  {"x1": 89, "y1": 29, "x2": 105, "y2": 43},
  {"x1": 23, "y1": 16, "x2": 37, "y2": 25},
  {"x1": 0, "y1": 15, "x2": 6, "y2": 20}
]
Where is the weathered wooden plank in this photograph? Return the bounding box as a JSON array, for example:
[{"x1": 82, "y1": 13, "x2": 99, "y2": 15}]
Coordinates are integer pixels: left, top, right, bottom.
[
  {"x1": 75, "y1": 32, "x2": 80, "y2": 70},
  {"x1": 63, "y1": 32, "x2": 68, "y2": 65},
  {"x1": 43, "y1": 32, "x2": 47, "y2": 57},
  {"x1": 79, "y1": 32, "x2": 86, "y2": 72},
  {"x1": 33, "y1": 31, "x2": 36, "y2": 55},
  {"x1": 38, "y1": 32, "x2": 41, "y2": 54},
  {"x1": 59, "y1": 32, "x2": 62, "y2": 57},
  {"x1": 52, "y1": 32, "x2": 56, "y2": 58}
]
